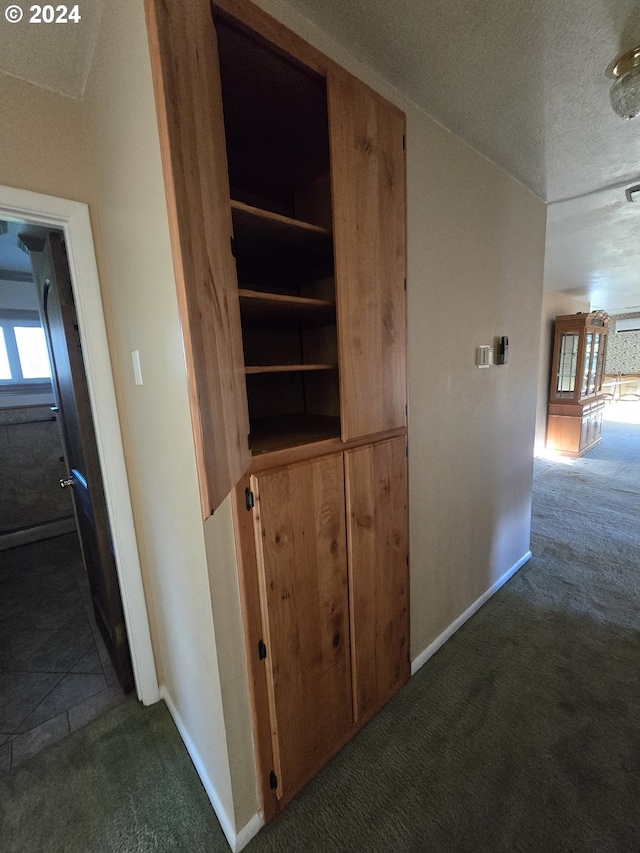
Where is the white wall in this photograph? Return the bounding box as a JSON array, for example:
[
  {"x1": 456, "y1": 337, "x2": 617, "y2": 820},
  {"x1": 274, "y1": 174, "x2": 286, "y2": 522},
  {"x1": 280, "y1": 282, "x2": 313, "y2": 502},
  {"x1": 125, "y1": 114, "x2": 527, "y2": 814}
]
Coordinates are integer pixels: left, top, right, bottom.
[
  {"x1": 0, "y1": 279, "x2": 39, "y2": 311},
  {"x1": 0, "y1": 72, "x2": 90, "y2": 203},
  {"x1": 406, "y1": 114, "x2": 545, "y2": 650}
]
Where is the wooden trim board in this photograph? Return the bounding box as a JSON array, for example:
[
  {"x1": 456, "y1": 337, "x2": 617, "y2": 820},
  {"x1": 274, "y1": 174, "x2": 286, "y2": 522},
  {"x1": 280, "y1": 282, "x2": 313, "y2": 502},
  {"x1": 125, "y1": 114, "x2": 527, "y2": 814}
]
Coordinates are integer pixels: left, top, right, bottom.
[{"x1": 232, "y1": 475, "x2": 279, "y2": 823}]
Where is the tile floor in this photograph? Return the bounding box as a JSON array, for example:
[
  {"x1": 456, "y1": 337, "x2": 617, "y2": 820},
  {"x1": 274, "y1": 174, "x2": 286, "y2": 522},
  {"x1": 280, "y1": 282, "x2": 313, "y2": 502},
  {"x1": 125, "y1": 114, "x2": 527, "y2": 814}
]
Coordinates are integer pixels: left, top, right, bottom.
[{"x1": 0, "y1": 532, "x2": 126, "y2": 773}]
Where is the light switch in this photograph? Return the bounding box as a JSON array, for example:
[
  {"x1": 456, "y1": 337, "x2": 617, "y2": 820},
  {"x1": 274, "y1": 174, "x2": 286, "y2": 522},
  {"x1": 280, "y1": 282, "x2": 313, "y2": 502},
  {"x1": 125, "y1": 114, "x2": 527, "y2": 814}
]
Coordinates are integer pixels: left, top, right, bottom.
[
  {"x1": 477, "y1": 345, "x2": 493, "y2": 368},
  {"x1": 132, "y1": 350, "x2": 144, "y2": 385}
]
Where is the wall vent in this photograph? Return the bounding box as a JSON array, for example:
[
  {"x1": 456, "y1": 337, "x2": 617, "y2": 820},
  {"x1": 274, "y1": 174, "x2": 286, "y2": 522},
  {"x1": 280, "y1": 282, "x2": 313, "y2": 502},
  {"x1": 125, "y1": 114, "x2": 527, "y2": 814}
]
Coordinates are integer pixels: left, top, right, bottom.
[{"x1": 615, "y1": 317, "x2": 640, "y2": 333}]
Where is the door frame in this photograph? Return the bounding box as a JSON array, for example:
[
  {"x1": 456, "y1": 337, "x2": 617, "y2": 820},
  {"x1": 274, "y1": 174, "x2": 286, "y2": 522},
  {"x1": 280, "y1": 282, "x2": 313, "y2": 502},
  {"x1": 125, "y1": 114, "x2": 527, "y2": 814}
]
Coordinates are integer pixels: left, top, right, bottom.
[{"x1": 0, "y1": 183, "x2": 159, "y2": 706}]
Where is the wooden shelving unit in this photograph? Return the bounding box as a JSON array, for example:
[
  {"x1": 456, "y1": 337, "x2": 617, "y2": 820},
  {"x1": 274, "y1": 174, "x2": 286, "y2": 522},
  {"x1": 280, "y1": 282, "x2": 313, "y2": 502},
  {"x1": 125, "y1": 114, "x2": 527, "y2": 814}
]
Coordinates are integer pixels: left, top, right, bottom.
[
  {"x1": 238, "y1": 289, "x2": 335, "y2": 329},
  {"x1": 231, "y1": 200, "x2": 331, "y2": 243},
  {"x1": 220, "y1": 46, "x2": 339, "y2": 454},
  {"x1": 249, "y1": 414, "x2": 341, "y2": 454},
  {"x1": 230, "y1": 199, "x2": 334, "y2": 286},
  {"x1": 150, "y1": 0, "x2": 408, "y2": 823},
  {"x1": 245, "y1": 364, "x2": 336, "y2": 374}
]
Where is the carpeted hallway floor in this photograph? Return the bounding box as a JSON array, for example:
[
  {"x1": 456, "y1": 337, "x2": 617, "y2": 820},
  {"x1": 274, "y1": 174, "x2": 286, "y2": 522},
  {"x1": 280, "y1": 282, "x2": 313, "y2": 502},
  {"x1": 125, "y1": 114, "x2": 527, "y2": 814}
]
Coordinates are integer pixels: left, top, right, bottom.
[{"x1": 1, "y1": 409, "x2": 638, "y2": 852}]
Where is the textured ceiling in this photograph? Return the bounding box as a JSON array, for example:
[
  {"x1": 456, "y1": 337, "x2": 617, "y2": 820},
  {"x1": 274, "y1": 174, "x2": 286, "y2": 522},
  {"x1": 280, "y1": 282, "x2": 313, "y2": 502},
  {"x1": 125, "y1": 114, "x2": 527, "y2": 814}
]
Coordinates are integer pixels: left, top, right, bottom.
[
  {"x1": 545, "y1": 185, "x2": 640, "y2": 314},
  {"x1": 0, "y1": 0, "x2": 103, "y2": 99},
  {"x1": 0, "y1": 0, "x2": 638, "y2": 312},
  {"x1": 280, "y1": 0, "x2": 640, "y2": 314},
  {"x1": 282, "y1": 0, "x2": 640, "y2": 203}
]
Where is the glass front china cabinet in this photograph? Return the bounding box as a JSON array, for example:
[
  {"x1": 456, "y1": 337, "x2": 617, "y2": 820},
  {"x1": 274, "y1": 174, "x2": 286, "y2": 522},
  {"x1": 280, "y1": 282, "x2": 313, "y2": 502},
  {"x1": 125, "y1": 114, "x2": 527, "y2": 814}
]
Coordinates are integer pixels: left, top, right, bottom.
[{"x1": 547, "y1": 310, "x2": 610, "y2": 457}]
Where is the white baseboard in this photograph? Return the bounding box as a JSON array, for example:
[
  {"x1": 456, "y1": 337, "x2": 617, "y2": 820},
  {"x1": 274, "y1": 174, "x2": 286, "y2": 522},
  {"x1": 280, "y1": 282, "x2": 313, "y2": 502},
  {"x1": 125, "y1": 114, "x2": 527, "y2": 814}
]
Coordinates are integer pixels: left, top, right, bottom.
[
  {"x1": 411, "y1": 551, "x2": 531, "y2": 676},
  {"x1": 234, "y1": 811, "x2": 264, "y2": 851},
  {"x1": 159, "y1": 686, "x2": 264, "y2": 852},
  {"x1": 159, "y1": 552, "x2": 531, "y2": 845},
  {"x1": 0, "y1": 517, "x2": 76, "y2": 551}
]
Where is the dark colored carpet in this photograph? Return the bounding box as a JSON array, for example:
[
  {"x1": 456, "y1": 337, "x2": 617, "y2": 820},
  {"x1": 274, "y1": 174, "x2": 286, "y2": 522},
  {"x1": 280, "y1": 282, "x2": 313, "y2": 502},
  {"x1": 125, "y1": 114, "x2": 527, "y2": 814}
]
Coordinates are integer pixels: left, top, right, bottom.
[{"x1": 1, "y1": 417, "x2": 638, "y2": 852}]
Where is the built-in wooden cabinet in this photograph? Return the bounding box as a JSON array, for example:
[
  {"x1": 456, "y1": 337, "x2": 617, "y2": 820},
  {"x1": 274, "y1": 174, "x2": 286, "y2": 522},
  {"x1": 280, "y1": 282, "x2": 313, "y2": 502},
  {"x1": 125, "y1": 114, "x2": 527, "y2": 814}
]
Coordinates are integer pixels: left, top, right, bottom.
[
  {"x1": 248, "y1": 453, "x2": 353, "y2": 804},
  {"x1": 547, "y1": 311, "x2": 610, "y2": 457},
  {"x1": 345, "y1": 438, "x2": 409, "y2": 723},
  {"x1": 235, "y1": 436, "x2": 409, "y2": 811},
  {"x1": 146, "y1": 0, "x2": 408, "y2": 821}
]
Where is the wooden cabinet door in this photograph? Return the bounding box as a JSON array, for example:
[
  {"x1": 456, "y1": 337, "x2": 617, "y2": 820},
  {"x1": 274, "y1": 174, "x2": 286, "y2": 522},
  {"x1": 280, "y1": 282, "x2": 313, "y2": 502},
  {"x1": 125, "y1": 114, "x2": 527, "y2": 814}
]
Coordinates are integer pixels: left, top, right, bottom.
[
  {"x1": 145, "y1": 0, "x2": 250, "y2": 516},
  {"x1": 345, "y1": 438, "x2": 409, "y2": 721},
  {"x1": 251, "y1": 454, "x2": 352, "y2": 804},
  {"x1": 328, "y1": 71, "x2": 407, "y2": 440}
]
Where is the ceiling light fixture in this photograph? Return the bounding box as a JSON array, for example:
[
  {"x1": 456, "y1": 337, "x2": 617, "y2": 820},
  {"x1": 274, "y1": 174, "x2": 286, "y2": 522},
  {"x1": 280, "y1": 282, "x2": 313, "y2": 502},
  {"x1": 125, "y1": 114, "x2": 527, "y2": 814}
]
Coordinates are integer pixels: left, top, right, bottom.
[{"x1": 606, "y1": 45, "x2": 640, "y2": 119}]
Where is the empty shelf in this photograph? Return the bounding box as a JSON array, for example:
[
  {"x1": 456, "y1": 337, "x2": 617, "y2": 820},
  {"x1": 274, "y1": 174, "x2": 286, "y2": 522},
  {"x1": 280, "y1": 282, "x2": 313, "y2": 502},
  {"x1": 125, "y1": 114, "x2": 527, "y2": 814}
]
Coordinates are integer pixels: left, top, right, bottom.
[
  {"x1": 238, "y1": 289, "x2": 336, "y2": 329},
  {"x1": 250, "y1": 414, "x2": 341, "y2": 455},
  {"x1": 245, "y1": 363, "x2": 336, "y2": 374}
]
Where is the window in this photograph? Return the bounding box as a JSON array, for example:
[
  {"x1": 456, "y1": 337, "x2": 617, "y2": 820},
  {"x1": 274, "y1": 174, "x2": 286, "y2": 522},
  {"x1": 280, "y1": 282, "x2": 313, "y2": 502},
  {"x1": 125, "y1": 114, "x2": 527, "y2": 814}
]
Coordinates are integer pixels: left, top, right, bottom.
[{"x1": 0, "y1": 309, "x2": 53, "y2": 394}]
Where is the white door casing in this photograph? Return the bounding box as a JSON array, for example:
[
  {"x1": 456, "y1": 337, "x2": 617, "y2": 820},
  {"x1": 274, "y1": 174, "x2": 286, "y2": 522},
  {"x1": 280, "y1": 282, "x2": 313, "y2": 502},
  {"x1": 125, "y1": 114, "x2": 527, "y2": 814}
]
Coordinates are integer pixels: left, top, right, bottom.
[{"x1": 0, "y1": 183, "x2": 159, "y2": 705}]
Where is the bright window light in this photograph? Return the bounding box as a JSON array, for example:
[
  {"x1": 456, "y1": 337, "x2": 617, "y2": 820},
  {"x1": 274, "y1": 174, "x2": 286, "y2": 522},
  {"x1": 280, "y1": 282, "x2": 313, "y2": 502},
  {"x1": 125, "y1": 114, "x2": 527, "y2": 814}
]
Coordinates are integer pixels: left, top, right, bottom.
[
  {"x1": 15, "y1": 326, "x2": 51, "y2": 379},
  {"x1": 0, "y1": 328, "x2": 11, "y2": 380},
  {"x1": 0, "y1": 310, "x2": 52, "y2": 393}
]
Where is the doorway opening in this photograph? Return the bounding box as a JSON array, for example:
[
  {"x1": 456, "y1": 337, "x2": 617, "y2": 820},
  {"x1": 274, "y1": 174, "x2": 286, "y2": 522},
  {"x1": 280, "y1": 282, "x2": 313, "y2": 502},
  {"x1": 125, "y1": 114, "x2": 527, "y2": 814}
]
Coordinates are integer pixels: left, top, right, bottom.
[
  {"x1": 0, "y1": 186, "x2": 158, "y2": 773},
  {"x1": 1, "y1": 219, "x2": 134, "y2": 770}
]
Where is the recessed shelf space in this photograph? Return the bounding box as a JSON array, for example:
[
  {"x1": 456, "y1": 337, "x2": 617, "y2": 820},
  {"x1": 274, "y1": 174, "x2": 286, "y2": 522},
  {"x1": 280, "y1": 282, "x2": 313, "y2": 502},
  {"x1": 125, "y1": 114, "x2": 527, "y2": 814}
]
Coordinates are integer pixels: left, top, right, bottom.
[
  {"x1": 238, "y1": 289, "x2": 335, "y2": 330},
  {"x1": 231, "y1": 200, "x2": 334, "y2": 285},
  {"x1": 216, "y1": 14, "x2": 331, "y2": 221},
  {"x1": 231, "y1": 200, "x2": 331, "y2": 240},
  {"x1": 245, "y1": 363, "x2": 336, "y2": 374},
  {"x1": 217, "y1": 12, "x2": 338, "y2": 455},
  {"x1": 250, "y1": 414, "x2": 341, "y2": 455}
]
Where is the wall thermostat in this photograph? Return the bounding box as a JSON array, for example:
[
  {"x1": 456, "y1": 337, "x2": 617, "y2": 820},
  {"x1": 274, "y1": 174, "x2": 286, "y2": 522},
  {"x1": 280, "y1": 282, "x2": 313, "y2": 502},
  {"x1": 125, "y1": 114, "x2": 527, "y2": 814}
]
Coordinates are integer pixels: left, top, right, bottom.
[{"x1": 497, "y1": 336, "x2": 509, "y2": 365}]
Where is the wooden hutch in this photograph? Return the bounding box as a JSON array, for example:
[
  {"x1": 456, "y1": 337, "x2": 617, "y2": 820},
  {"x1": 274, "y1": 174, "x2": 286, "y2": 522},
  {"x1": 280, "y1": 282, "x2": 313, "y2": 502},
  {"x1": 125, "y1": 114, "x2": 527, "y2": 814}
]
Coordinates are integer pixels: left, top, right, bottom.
[
  {"x1": 547, "y1": 310, "x2": 610, "y2": 457},
  {"x1": 146, "y1": 0, "x2": 409, "y2": 821}
]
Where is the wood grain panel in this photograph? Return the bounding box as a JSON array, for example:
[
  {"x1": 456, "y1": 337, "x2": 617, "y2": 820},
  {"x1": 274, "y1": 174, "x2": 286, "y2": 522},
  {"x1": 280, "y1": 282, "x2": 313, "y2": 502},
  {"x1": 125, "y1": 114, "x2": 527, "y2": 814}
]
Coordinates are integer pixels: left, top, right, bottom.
[
  {"x1": 232, "y1": 475, "x2": 279, "y2": 821},
  {"x1": 345, "y1": 438, "x2": 409, "y2": 721},
  {"x1": 231, "y1": 200, "x2": 331, "y2": 237},
  {"x1": 328, "y1": 70, "x2": 407, "y2": 440},
  {"x1": 248, "y1": 426, "x2": 406, "y2": 473},
  {"x1": 145, "y1": 0, "x2": 250, "y2": 516},
  {"x1": 251, "y1": 454, "x2": 352, "y2": 803}
]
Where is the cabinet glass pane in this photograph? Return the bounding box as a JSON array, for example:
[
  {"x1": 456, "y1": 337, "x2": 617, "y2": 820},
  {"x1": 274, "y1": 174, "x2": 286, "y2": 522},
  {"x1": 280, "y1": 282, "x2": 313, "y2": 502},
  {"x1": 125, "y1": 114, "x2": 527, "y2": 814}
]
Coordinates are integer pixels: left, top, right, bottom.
[
  {"x1": 556, "y1": 333, "x2": 579, "y2": 395},
  {"x1": 580, "y1": 332, "x2": 593, "y2": 398},
  {"x1": 588, "y1": 333, "x2": 600, "y2": 396}
]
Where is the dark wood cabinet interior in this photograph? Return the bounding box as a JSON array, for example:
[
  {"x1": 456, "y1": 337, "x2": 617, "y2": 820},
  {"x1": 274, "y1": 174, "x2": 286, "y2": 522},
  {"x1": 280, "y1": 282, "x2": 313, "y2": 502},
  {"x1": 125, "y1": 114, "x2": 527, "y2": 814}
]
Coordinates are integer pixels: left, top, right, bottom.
[{"x1": 217, "y1": 13, "x2": 339, "y2": 454}]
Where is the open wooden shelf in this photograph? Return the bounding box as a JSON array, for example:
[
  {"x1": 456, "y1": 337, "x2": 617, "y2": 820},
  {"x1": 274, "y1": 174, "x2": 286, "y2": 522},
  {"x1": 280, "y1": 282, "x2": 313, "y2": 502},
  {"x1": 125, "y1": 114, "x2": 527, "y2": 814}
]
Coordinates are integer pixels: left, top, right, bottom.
[
  {"x1": 231, "y1": 199, "x2": 331, "y2": 245},
  {"x1": 250, "y1": 414, "x2": 341, "y2": 455},
  {"x1": 231, "y1": 200, "x2": 334, "y2": 284},
  {"x1": 245, "y1": 363, "x2": 336, "y2": 375},
  {"x1": 238, "y1": 288, "x2": 335, "y2": 329}
]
